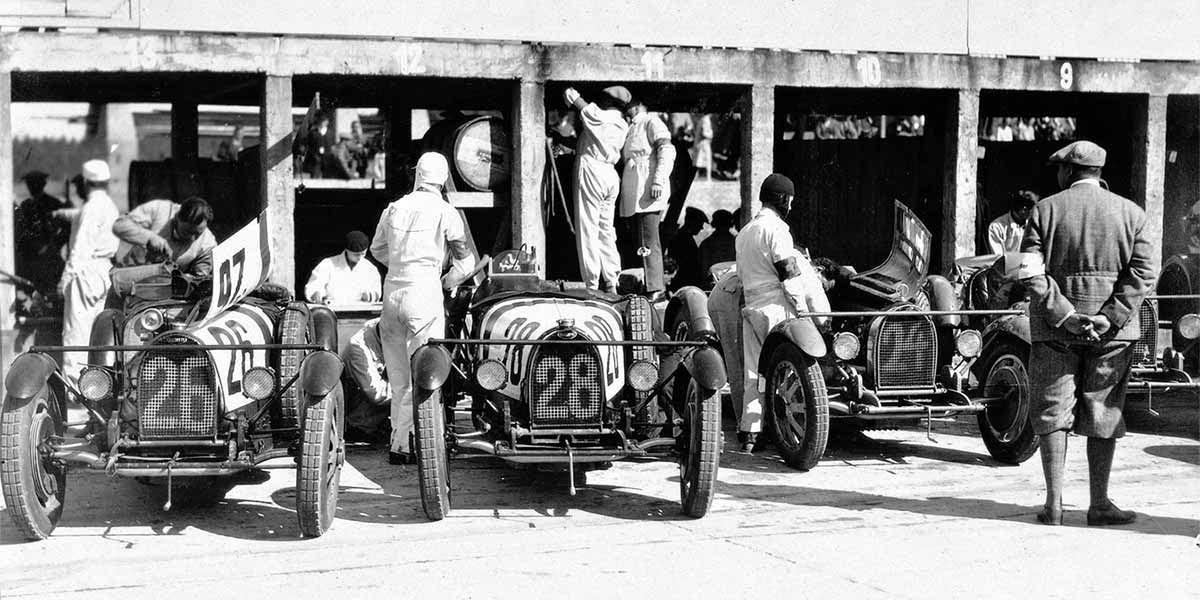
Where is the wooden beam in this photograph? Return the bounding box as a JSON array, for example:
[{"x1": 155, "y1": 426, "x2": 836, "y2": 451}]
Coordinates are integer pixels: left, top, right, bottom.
[
  {"x1": 1131, "y1": 94, "x2": 1168, "y2": 258},
  {"x1": 941, "y1": 89, "x2": 980, "y2": 267},
  {"x1": 739, "y1": 84, "x2": 774, "y2": 224},
  {"x1": 0, "y1": 70, "x2": 13, "y2": 377},
  {"x1": 170, "y1": 101, "x2": 199, "y2": 161},
  {"x1": 511, "y1": 80, "x2": 546, "y2": 275},
  {"x1": 260, "y1": 74, "x2": 295, "y2": 291}
]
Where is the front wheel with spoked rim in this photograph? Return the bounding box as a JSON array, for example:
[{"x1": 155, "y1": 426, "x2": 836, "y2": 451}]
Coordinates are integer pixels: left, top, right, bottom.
[
  {"x1": 764, "y1": 343, "x2": 829, "y2": 471},
  {"x1": 1, "y1": 385, "x2": 68, "y2": 540}
]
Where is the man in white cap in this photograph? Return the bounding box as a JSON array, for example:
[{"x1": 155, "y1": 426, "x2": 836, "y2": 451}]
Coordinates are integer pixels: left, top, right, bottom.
[
  {"x1": 370, "y1": 151, "x2": 472, "y2": 464},
  {"x1": 563, "y1": 85, "x2": 630, "y2": 292},
  {"x1": 55, "y1": 159, "x2": 120, "y2": 380}
]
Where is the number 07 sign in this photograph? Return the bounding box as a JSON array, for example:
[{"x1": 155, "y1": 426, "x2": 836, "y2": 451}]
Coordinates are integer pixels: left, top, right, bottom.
[{"x1": 198, "y1": 210, "x2": 274, "y2": 325}]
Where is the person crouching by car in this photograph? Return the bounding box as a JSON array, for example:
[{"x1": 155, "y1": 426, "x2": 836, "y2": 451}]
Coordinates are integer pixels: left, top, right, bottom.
[
  {"x1": 54, "y1": 160, "x2": 119, "y2": 383},
  {"x1": 735, "y1": 174, "x2": 831, "y2": 454},
  {"x1": 341, "y1": 317, "x2": 391, "y2": 442},
  {"x1": 370, "y1": 152, "x2": 473, "y2": 465},
  {"x1": 113, "y1": 196, "x2": 217, "y2": 278},
  {"x1": 304, "y1": 230, "x2": 383, "y2": 305}
]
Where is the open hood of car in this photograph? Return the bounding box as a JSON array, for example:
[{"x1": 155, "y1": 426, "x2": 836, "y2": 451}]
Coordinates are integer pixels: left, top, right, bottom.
[{"x1": 846, "y1": 200, "x2": 932, "y2": 303}]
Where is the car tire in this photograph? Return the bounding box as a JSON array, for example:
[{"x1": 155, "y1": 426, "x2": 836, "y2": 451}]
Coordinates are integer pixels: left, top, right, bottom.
[
  {"x1": 277, "y1": 303, "x2": 310, "y2": 430},
  {"x1": 627, "y1": 296, "x2": 662, "y2": 437},
  {"x1": 679, "y1": 378, "x2": 720, "y2": 518},
  {"x1": 414, "y1": 386, "x2": 451, "y2": 521},
  {"x1": 976, "y1": 340, "x2": 1039, "y2": 465},
  {"x1": 296, "y1": 383, "x2": 344, "y2": 537},
  {"x1": 1, "y1": 386, "x2": 67, "y2": 541},
  {"x1": 764, "y1": 343, "x2": 830, "y2": 471}
]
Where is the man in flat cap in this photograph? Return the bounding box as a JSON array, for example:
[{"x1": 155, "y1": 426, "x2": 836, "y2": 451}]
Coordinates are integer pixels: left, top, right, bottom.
[
  {"x1": 1019, "y1": 140, "x2": 1158, "y2": 526},
  {"x1": 735, "y1": 174, "x2": 830, "y2": 455},
  {"x1": 14, "y1": 170, "x2": 70, "y2": 294},
  {"x1": 563, "y1": 85, "x2": 630, "y2": 293},
  {"x1": 305, "y1": 230, "x2": 382, "y2": 305},
  {"x1": 55, "y1": 159, "x2": 120, "y2": 381}
]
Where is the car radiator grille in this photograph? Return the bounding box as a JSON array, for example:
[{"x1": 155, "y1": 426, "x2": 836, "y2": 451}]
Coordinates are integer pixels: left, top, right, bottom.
[
  {"x1": 527, "y1": 344, "x2": 604, "y2": 428},
  {"x1": 1131, "y1": 300, "x2": 1158, "y2": 368},
  {"x1": 136, "y1": 336, "x2": 217, "y2": 439},
  {"x1": 873, "y1": 315, "x2": 937, "y2": 389}
]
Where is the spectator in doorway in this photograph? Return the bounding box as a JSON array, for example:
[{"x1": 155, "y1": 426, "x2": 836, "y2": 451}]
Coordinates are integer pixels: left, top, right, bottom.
[
  {"x1": 993, "y1": 117, "x2": 1015, "y2": 142},
  {"x1": 1016, "y1": 118, "x2": 1037, "y2": 141},
  {"x1": 14, "y1": 170, "x2": 71, "y2": 294},
  {"x1": 667, "y1": 207, "x2": 708, "y2": 292},
  {"x1": 215, "y1": 125, "x2": 245, "y2": 161},
  {"x1": 692, "y1": 114, "x2": 713, "y2": 180},
  {"x1": 327, "y1": 133, "x2": 358, "y2": 180},
  {"x1": 303, "y1": 116, "x2": 334, "y2": 178},
  {"x1": 698, "y1": 209, "x2": 737, "y2": 284},
  {"x1": 305, "y1": 230, "x2": 383, "y2": 305},
  {"x1": 987, "y1": 189, "x2": 1039, "y2": 254}
]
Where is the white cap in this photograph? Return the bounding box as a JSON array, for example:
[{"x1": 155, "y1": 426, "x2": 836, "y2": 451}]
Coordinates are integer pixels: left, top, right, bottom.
[
  {"x1": 81, "y1": 159, "x2": 111, "y2": 183},
  {"x1": 414, "y1": 152, "x2": 450, "y2": 189}
]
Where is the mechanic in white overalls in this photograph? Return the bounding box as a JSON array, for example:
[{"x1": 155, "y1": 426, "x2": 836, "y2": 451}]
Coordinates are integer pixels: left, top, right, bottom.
[
  {"x1": 735, "y1": 174, "x2": 830, "y2": 453},
  {"x1": 564, "y1": 85, "x2": 630, "y2": 292},
  {"x1": 370, "y1": 152, "x2": 472, "y2": 465},
  {"x1": 55, "y1": 160, "x2": 119, "y2": 383}
]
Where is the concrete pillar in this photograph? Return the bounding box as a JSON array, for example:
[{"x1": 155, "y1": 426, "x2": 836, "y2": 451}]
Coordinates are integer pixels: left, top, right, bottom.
[
  {"x1": 171, "y1": 101, "x2": 200, "y2": 161},
  {"x1": 260, "y1": 75, "x2": 295, "y2": 291},
  {"x1": 739, "y1": 84, "x2": 774, "y2": 225},
  {"x1": 385, "y1": 104, "x2": 412, "y2": 195},
  {"x1": 0, "y1": 71, "x2": 14, "y2": 375},
  {"x1": 941, "y1": 89, "x2": 979, "y2": 266},
  {"x1": 1131, "y1": 95, "x2": 1168, "y2": 256},
  {"x1": 102, "y1": 103, "x2": 137, "y2": 212},
  {"x1": 511, "y1": 80, "x2": 546, "y2": 275}
]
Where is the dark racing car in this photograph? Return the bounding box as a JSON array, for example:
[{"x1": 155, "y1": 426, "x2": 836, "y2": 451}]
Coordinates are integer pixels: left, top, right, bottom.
[
  {"x1": 1, "y1": 214, "x2": 346, "y2": 540},
  {"x1": 409, "y1": 248, "x2": 726, "y2": 520}
]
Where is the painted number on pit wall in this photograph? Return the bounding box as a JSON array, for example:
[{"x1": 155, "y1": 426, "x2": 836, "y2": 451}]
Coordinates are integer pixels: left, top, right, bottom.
[
  {"x1": 397, "y1": 43, "x2": 426, "y2": 75},
  {"x1": 641, "y1": 50, "x2": 665, "y2": 80},
  {"x1": 856, "y1": 55, "x2": 882, "y2": 86},
  {"x1": 1059, "y1": 62, "x2": 1074, "y2": 90}
]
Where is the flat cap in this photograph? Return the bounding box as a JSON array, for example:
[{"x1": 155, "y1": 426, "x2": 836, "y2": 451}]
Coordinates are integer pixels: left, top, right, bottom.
[
  {"x1": 21, "y1": 170, "x2": 48, "y2": 183},
  {"x1": 1048, "y1": 140, "x2": 1106, "y2": 167},
  {"x1": 81, "y1": 159, "x2": 111, "y2": 182},
  {"x1": 345, "y1": 230, "x2": 370, "y2": 252},
  {"x1": 761, "y1": 173, "x2": 795, "y2": 198},
  {"x1": 602, "y1": 86, "x2": 632, "y2": 106},
  {"x1": 684, "y1": 206, "x2": 709, "y2": 224}
]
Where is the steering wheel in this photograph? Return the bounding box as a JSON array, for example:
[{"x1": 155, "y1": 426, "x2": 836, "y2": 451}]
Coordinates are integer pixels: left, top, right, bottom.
[{"x1": 443, "y1": 254, "x2": 492, "y2": 290}]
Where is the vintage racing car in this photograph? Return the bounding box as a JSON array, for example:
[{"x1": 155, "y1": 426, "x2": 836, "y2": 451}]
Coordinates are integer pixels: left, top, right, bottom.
[
  {"x1": 1, "y1": 213, "x2": 346, "y2": 540},
  {"x1": 697, "y1": 202, "x2": 1026, "y2": 471},
  {"x1": 410, "y1": 248, "x2": 726, "y2": 520}
]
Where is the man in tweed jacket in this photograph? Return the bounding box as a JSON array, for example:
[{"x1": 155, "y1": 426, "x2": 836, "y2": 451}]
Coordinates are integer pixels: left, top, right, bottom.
[{"x1": 1020, "y1": 140, "x2": 1158, "y2": 527}]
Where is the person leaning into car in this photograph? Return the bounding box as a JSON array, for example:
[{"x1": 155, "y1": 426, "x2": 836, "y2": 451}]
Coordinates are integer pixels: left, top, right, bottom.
[
  {"x1": 370, "y1": 151, "x2": 472, "y2": 465},
  {"x1": 1019, "y1": 140, "x2": 1158, "y2": 527},
  {"x1": 735, "y1": 174, "x2": 831, "y2": 453},
  {"x1": 112, "y1": 195, "x2": 217, "y2": 278}
]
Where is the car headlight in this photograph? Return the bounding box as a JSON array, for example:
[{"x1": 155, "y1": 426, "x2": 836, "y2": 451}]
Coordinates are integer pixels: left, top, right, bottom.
[
  {"x1": 1175, "y1": 314, "x2": 1200, "y2": 341},
  {"x1": 242, "y1": 366, "x2": 276, "y2": 401},
  {"x1": 475, "y1": 359, "x2": 507, "y2": 391},
  {"x1": 627, "y1": 360, "x2": 659, "y2": 392},
  {"x1": 832, "y1": 332, "x2": 860, "y2": 361},
  {"x1": 955, "y1": 329, "x2": 983, "y2": 358},
  {"x1": 139, "y1": 308, "x2": 164, "y2": 331},
  {"x1": 79, "y1": 367, "x2": 114, "y2": 401}
]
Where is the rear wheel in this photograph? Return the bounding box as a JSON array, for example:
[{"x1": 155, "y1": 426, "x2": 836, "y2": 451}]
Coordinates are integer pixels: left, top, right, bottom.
[
  {"x1": 1, "y1": 386, "x2": 67, "y2": 540},
  {"x1": 679, "y1": 379, "x2": 720, "y2": 518},
  {"x1": 764, "y1": 343, "x2": 829, "y2": 471},
  {"x1": 414, "y1": 387, "x2": 451, "y2": 520},
  {"x1": 296, "y1": 384, "x2": 344, "y2": 537},
  {"x1": 976, "y1": 341, "x2": 1039, "y2": 464}
]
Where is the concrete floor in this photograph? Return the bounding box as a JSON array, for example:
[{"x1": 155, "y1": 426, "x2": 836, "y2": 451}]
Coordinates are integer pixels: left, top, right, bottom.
[{"x1": 2, "y1": 393, "x2": 1197, "y2": 600}]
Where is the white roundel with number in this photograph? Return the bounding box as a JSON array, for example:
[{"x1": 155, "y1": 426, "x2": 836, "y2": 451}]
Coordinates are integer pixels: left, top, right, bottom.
[
  {"x1": 190, "y1": 304, "x2": 275, "y2": 413},
  {"x1": 477, "y1": 298, "x2": 625, "y2": 401}
]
